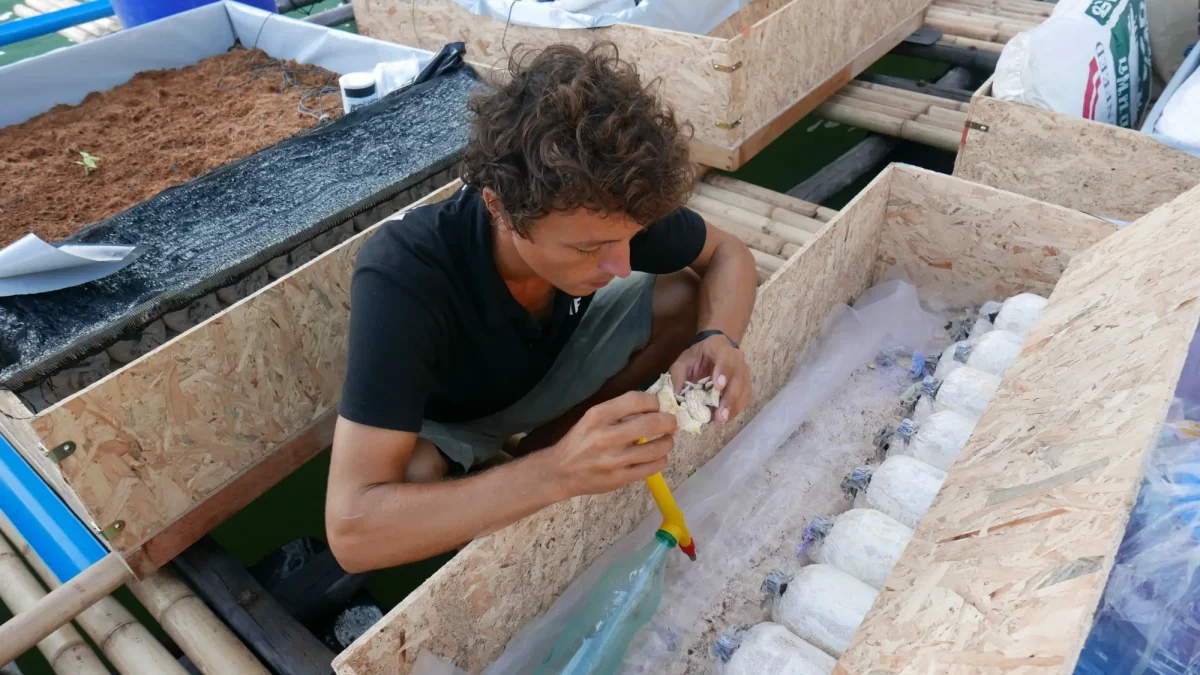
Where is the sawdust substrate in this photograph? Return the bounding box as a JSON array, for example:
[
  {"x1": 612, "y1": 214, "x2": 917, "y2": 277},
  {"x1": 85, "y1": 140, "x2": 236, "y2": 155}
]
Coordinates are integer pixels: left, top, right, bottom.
[{"x1": 0, "y1": 47, "x2": 343, "y2": 248}]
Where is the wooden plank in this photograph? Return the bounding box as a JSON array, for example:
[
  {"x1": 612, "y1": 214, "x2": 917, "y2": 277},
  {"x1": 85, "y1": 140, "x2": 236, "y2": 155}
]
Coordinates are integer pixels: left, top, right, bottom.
[
  {"x1": 28, "y1": 181, "x2": 464, "y2": 560},
  {"x1": 332, "y1": 170, "x2": 898, "y2": 675},
  {"x1": 954, "y1": 79, "x2": 1200, "y2": 222},
  {"x1": 875, "y1": 166, "x2": 1116, "y2": 306},
  {"x1": 788, "y1": 135, "x2": 899, "y2": 204},
  {"x1": 839, "y1": 180, "x2": 1200, "y2": 675},
  {"x1": 174, "y1": 537, "x2": 335, "y2": 675}
]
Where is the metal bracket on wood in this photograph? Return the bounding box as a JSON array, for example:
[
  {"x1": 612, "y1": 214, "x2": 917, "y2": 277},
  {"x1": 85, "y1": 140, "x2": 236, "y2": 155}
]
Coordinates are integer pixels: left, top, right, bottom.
[
  {"x1": 713, "y1": 61, "x2": 743, "y2": 73},
  {"x1": 45, "y1": 441, "x2": 76, "y2": 463},
  {"x1": 715, "y1": 119, "x2": 742, "y2": 130},
  {"x1": 966, "y1": 121, "x2": 990, "y2": 133},
  {"x1": 100, "y1": 520, "x2": 125, "y2": 540}
]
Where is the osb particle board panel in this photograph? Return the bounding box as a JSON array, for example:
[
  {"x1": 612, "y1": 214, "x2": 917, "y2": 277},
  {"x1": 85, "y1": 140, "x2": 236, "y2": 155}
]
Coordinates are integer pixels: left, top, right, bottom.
[
  {"x1": 27, "y1": 181, "x2": 465, "y2": 558},
  {"x1": 836, "y1": 182, "x2": 1200, "y2": 674},
  {"x1": 707, "y1": 0, "x2": 790, "y2": 39},
  {"x1": 729, "y1": 0, "x2": 930, "y2": 144},
  {"x1": 332, "y1": 169, "x2": 895, "y2": 675},
  {"x1": 876, "y1": 166, "x2": 1117, "y2": 307},
  {"x1": 954, "y1": 79, "x2": 1200, "y2": 222},
  {"x1": 351, "y1": 0, "x2": 737, "y2": 149}
]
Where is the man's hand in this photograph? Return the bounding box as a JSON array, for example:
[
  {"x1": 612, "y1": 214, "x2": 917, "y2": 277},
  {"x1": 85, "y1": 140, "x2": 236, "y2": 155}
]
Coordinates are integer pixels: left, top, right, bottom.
[
  {"x1": 668, "y1": 334, "x2": 751, "y2": 425},
  {"x1": 542, "y1": 391, "x2": 677, "y2": 499}
]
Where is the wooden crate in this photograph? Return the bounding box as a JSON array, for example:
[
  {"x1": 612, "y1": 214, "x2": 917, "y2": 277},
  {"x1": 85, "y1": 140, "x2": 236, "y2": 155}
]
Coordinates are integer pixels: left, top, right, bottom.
[
  {"x1": 350, "y1": 0, "x2": 931, "y2": 170},
  {"x1": 954, "y1": 77, "x2": 1200, "y2": 222},
  {"x1": 837, "y1": 172, "x2": 1200, "y2": 673},
  {"x1": 0, "y1": 173, "x2": 461, "y2": 580},
  {"x1": 333, "y1": 165, "x2": 1135, "y2": 674}
]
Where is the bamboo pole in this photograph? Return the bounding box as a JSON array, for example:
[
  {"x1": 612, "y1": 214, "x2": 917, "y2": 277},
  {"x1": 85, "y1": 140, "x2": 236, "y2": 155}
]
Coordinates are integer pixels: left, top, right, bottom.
[
  {"x1": 828, "y1": 93, "x2": 923, "y2": 120},
  {"x1": 0, "y1": 534, "x2": 106, "y2": 675},
  {"x1": 755, "y1": 267, "x2": 772, "y2": 285},
  {"x1": 814, "y1": 102, "x2": 961, "y2": 152},
  {"x1": 688, "y1": 194, "x2": 813, "y2": 246},
  {"x1": 750, "y1": 248, "x2": 786, "y2": 272},
  {"x1": 847, "y1": 81, "x2": 972, "y2": 113},
  {"x1": 928, "y1": 5, "x2": 1041, "y2": 31},
  {"x1": 837, "y1": 86, "x2": 932, "y2": 114},
  {"x1": 689, "y1": 207, "x2": 790, "y2": 256},
  {"x1": 815, "y1": 206, "x2": 839, "y2": 222},
  {"x1": 25, "y1": 0, "x2": 109, "y2": 37},
  {"x1": 129, "y1": 573, "x2": 270, "y2": 675},
  {"x1": 695, "y1": 183, "x2": 826, "y2": 233},
  {"x1": 0, "y1": 534, "x2": 179, "y2": 674},
  {"x1": 0, "y1": 514, "x2": 262, "y2": 675},
  {"x1": 703, "y1": 175, "x2": 821, "y2": 217},
  {"x1": 915, "y1": 113, "x2": 965, "y2": 132},
  {"x1": 0, "y1": 554, "x2": 131, "y2": 667},
  {"x1": 937, "y1": 0, "x2": 1051, "y2": 16},
  {"x1": 929, "y1": 4, "x2": 1042, "y2": 29},
  {"x1": 924, "y1": 105, "x2": 970, "y2": 125},
  {"x1": 940, "y1": 33, "x2": 1006, "y2": 52},
  {"x1": 925, "y1": 15, "x2": 1000, "y2": 42},
  {"x1": 10, "y1": 4, "x2": 91, "y2": 42}
]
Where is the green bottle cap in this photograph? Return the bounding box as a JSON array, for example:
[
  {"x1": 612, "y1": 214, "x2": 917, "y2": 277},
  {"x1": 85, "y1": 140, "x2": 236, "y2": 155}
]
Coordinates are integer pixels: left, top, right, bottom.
[{"x1": 655, "y1": 529, "x2": 678, "y2": 548}]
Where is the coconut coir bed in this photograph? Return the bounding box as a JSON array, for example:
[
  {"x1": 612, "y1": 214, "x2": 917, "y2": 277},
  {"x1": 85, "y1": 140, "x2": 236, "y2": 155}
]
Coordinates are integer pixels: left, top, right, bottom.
[
  {"x1": 0, "y1": 47, "x2": 343, "y2": 247},
  {"x1": 0, "y1": 45, "x2": 473, "y2": 390}
]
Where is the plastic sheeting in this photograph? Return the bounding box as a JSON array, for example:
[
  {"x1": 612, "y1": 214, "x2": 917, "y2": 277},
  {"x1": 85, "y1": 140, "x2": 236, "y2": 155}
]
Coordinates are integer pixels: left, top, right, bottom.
[
  {"x1": 1143, "y1": 45, "x2": 1200, "y2": 159},
  {"x1": 447, "y1": 0, "x2": 755, "y2": 36},
  {"x1": 413, "y1": 278, "x2": 942, "y2": 675},
  {"x1": 1074, "y1": 323, "x2": 1200, "y2": 674},
  {"x1": 0, "y1": 1, "x2": 435, "y2": 129},
  {"x1": 0, "y1": 52, "x2": 474, "y2": 389}
]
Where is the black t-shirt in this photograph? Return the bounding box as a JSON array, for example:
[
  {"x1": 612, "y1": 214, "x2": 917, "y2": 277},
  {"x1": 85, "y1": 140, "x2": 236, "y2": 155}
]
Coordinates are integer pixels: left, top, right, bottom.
[{"x1": 338, "y1": 185, "x2": 707, "y2": 431}]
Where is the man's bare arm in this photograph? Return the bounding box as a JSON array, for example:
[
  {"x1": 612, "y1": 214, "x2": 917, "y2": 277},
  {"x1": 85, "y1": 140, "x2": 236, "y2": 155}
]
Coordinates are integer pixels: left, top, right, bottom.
[{"x1": 326, "y1": 392, "x2": 677, "y2": 572}]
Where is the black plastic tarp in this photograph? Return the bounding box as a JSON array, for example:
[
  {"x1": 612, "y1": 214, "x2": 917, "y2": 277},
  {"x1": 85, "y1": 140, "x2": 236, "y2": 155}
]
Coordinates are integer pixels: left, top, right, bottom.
[{"x1": 0, "y1": 44, "x2": 476, "y2": 390}]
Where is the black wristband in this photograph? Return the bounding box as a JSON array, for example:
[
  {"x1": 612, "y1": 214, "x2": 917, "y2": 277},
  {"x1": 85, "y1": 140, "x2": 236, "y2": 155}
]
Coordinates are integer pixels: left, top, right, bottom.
[{"x1": 693, "y1": 329, "x2": 738, "y2": 350}]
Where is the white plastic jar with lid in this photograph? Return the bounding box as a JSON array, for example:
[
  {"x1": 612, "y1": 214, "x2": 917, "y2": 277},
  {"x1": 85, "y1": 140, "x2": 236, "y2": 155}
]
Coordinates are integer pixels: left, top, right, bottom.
[{"x1": 339, "y1": 72, "x2": 379, "y2": 114}]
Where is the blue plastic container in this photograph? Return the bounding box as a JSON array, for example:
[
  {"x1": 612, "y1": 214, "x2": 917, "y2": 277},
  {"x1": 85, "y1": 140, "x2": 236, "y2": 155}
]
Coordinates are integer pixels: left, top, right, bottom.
[{"x1": 110, "y1": 0, "x2": 276, "y2": 29}]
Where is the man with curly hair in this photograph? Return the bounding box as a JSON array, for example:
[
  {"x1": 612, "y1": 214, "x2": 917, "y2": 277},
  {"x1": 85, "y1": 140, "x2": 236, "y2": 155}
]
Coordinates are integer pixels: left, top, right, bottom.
[{"x1": 326, "y1": 43, "x2": 757, "y2": 571}]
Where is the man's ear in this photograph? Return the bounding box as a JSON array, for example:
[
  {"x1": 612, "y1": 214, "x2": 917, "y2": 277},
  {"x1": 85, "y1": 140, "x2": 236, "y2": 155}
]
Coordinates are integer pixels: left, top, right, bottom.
[{"x1": 481, "y1": 187, "x2": 509, "y2": 228}]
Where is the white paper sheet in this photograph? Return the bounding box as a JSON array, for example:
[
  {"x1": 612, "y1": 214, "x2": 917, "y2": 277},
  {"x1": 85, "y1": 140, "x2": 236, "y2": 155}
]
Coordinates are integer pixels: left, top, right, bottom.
[{"x1": 0, "y1": 234, "x2": 143, "y2": 297}]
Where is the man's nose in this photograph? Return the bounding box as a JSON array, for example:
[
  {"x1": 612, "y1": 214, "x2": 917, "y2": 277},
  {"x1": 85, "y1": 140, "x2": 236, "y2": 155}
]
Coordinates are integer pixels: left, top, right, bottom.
[{"x1": 598, "y1": 248, "x2": 631, "y2": 278}]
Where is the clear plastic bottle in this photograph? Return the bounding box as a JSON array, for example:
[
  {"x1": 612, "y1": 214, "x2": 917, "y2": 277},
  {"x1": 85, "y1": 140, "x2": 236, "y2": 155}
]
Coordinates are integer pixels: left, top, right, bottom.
[{"x1": 534, "y1": 530, "x2": 676, "y2": 675}]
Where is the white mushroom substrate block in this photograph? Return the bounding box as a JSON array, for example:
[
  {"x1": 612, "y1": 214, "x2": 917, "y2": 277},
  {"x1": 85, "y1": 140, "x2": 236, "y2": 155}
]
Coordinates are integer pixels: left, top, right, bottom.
[
  {"x1": 720, "y1": 622, "x2": 837, "y2": 675},
  {"x1": 799, "y1": 508, "x2": 914, "y2": 590},
  {"x1": 770, "y1": 564, "x2": 878, "y2": 658},
  {"x1": 844, "y1": 456, "x2": 947, "y2": 530},
  {"x1": 890, "y1": 410, "x2": 977, "y2": 472},
  {"x1": 993, "y1": 292, "x2": 1048, "y2": 338}
]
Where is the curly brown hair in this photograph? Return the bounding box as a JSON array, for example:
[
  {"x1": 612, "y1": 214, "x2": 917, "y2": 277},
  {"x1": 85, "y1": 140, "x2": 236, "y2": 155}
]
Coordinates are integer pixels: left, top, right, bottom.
[{"x1": 461, "y1": 42, "x2": 694, "y2": 237}]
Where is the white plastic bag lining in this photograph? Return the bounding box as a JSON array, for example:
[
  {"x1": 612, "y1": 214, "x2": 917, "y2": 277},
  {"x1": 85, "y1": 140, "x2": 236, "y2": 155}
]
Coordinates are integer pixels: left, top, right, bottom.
[
  {"x1": 448, "y1": 0, "x2": 756, "y2": 36},
  {"x1": 413, "y1": 278, "x2": 941, "y2": 674}
]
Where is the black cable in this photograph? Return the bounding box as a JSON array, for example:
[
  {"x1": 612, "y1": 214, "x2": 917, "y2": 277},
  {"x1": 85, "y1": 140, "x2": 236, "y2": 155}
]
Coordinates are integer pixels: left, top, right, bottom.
[{"x1": 212, "y1": 17, "x2": 342, "y2": 121}]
